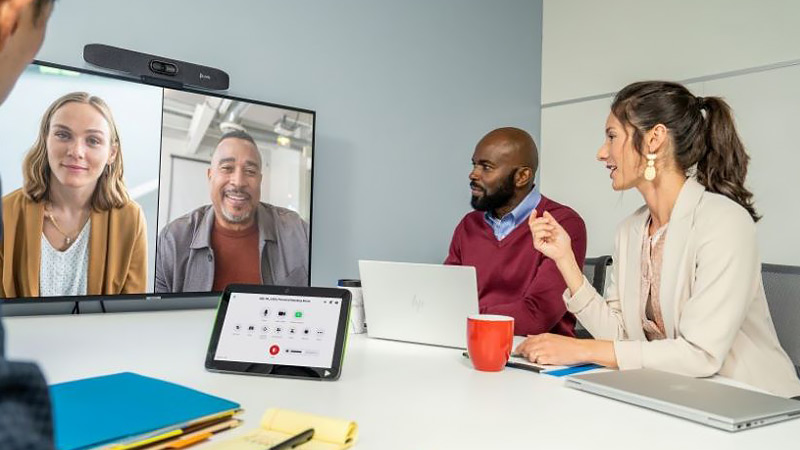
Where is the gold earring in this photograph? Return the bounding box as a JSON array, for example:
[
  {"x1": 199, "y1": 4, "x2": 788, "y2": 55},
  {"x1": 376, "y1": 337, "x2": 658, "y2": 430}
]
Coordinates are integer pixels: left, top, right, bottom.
[{"x1": 644, "y1": 153, "x2": 657, "y2": 181}]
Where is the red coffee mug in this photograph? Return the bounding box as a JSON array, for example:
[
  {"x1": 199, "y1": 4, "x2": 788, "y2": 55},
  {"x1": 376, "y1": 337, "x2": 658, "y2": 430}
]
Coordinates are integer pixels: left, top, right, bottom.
[{"x1": 467, "y1": 314, "x2": 514, "y2": 372}]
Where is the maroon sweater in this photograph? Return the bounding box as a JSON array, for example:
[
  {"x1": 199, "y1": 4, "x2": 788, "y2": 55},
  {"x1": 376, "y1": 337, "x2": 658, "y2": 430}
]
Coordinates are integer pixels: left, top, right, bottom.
[{"x1": 445, "y1": 195, "x2": 587, "y2": 336}]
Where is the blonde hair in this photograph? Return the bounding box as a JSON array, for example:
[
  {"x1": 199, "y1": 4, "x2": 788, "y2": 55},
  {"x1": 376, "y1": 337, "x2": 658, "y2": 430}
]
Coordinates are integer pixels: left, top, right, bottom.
[{"x1": 22, "y1": 92, "x2": 130, "y2": 210}]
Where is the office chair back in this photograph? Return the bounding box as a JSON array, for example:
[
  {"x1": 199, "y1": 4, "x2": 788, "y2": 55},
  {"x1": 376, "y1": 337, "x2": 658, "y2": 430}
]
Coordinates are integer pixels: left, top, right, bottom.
[
  {"x1": 761, "y1": 263, "x2": 800, "y2": 378},
  {"x1": 575, "y1": 255, "x2": 613, "y2": 339}
]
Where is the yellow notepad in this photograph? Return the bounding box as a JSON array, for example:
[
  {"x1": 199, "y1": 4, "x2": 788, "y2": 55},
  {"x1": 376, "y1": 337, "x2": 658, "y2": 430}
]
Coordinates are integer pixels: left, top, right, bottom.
[{"x1": 205, "y1": 408, "x2": 358, "y2": 450}]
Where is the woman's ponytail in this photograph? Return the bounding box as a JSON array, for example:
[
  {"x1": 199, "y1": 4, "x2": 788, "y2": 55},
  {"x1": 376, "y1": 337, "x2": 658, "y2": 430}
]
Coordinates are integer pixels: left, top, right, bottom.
[{"x1": 696, "y1": 97, "x2": 760, "y2": 222}]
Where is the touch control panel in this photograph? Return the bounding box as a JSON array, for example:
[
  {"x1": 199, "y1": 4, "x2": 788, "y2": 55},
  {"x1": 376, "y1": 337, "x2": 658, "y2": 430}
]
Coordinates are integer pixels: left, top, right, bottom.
[{"x1": 214, "y1": 292, "x2": 342, "y2": 369}]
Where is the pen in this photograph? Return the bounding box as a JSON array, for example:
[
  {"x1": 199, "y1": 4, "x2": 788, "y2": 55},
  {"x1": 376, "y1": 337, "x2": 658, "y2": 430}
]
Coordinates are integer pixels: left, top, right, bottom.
[
  {"x1": 267, "y1": 428, "x2": 314, "y2": 450},
  {"x1": 506, "y1": 360, "x2": 543, "y2": 373},
  {"x1": 461, "y1": 351, "x2": 542, "y2": 373}
]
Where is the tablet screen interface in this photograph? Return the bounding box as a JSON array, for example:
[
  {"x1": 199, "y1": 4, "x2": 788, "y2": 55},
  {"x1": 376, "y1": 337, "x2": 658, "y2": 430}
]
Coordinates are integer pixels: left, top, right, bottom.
[{"x1": 214, "y1": 291, "x2": 343, "y2": 369}]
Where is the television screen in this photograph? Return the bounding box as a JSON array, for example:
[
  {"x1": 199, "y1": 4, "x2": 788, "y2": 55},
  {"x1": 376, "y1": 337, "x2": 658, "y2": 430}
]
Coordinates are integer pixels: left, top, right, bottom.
[{"x1": 0, "y1": 61, "x2": 314, "y2": 303}]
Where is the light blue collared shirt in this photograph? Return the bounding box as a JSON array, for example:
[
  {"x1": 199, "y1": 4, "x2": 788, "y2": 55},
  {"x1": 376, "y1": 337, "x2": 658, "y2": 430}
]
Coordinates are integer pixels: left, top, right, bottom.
[{"x1": 483, "y1": 188, "x2": 541, "y2": 241}]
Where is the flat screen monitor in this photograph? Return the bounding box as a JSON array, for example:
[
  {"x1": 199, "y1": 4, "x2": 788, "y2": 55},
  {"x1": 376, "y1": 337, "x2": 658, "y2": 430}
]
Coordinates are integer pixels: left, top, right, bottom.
[{"x1": 0, "y1": 60, "x2": 314, "y2": 308}]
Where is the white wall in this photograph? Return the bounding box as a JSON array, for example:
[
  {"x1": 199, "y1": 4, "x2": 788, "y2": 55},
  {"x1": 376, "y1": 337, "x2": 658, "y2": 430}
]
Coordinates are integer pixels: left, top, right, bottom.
[
  {"x1": 542, "y1": 0, "x2": 800, "y2": 104},
  {"x1": 541, "y1": 0, "x2": 800, "y2": 265},
  {"x1": 36, "y1": 0, "x2": 544, "y2": 287}
]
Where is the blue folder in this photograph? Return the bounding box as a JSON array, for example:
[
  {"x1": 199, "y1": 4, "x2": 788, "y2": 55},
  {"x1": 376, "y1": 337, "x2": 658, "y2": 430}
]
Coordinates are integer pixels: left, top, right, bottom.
[
  {"x1": 50, "y1": 372, "x2": 239, "y2": 450},
  {"x1": 543, "y1": 364, "x2": 603, "y2": 377}
]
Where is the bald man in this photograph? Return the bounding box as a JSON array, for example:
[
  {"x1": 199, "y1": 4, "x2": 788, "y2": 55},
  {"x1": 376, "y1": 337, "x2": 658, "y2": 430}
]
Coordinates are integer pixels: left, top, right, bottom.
[{"x1": 445, "y1": 127, "x2": 587, "y2": 336}]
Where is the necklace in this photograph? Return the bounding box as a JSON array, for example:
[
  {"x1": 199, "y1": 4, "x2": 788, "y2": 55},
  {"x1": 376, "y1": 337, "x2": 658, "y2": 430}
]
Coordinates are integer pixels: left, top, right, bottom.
[{"x1": 44, "y1": 204, "x2": 88, "y2": 248}]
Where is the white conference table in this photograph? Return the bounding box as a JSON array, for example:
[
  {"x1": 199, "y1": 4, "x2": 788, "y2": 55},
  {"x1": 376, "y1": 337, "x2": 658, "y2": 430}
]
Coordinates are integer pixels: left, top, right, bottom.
[{"x1": 5, "y1": 309, "x2": 799, "y2": 450}]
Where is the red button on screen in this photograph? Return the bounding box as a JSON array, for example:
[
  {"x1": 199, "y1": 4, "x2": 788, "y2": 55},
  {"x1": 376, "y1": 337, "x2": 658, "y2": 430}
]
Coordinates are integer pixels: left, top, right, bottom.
[{"x1": 269, "y1": 345, "x2": 280, "y2": 356}]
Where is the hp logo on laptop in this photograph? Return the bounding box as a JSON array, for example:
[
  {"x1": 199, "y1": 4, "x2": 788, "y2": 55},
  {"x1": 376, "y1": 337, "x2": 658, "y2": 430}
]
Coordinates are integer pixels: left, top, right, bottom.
[{"x1": 411, "y1": 294, "x2": 425, "y2": 313}]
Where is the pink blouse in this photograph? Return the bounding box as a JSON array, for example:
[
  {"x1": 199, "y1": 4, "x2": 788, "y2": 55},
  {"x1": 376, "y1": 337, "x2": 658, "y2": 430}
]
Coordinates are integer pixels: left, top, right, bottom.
[{"x1": 640, "y1": 219, "x2": 668, "y2": 341}]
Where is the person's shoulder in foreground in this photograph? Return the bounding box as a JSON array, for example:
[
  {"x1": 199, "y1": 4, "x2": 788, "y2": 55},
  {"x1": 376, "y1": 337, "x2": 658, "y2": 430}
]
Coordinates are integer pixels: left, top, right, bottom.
[{"x1": 0, "y1": 0, "x2": 57, "y2": 448}]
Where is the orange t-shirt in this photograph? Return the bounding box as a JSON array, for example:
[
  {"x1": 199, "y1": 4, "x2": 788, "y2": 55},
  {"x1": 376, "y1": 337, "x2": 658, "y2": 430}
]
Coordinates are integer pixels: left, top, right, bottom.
[{"x1": 210, "y1": 221, "x2": 262, "y2": 291}]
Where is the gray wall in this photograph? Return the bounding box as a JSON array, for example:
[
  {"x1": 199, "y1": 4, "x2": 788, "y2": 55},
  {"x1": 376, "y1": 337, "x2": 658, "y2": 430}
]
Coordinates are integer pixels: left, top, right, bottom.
[{"x1": 37, "y1": 0, "x2": 543, "y2": 287}]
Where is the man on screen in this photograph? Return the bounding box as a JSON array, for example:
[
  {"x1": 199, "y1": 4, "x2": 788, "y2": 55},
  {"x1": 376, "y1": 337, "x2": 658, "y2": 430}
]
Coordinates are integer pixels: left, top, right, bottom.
[
  {"x1": 445, "y1": 127, "x2": 587, "y2": 337},
  {"x1": 155, "y1": 130, "x2": 309, "y2": 293}
]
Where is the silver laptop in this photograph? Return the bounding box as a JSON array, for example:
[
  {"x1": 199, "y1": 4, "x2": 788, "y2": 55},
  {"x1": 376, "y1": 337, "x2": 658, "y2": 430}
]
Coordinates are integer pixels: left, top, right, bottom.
[
  {"x1": 358, "y1": 260, "x2": 479, "y2": 348},
  {"x1": 565, "y1": 368, "x2": 800, "y2": 431}
]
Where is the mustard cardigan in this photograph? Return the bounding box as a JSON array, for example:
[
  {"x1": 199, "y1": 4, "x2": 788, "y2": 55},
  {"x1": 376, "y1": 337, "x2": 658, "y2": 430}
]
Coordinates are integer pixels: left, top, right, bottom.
[{"x1": 1, "y1": 188, "x2": 147, "y2": 298}]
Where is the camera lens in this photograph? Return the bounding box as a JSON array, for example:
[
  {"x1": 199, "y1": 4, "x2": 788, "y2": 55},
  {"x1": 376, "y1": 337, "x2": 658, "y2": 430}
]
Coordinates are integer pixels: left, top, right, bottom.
[{"x1": 149, "y1": 61, "x2": 166, "y2": 73}]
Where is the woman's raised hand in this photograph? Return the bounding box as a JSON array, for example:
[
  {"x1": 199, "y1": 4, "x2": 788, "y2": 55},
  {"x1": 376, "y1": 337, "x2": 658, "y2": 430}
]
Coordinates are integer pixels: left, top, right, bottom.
[{"x1": 528, "y1": 209, "x2": 573, "y2": 263}]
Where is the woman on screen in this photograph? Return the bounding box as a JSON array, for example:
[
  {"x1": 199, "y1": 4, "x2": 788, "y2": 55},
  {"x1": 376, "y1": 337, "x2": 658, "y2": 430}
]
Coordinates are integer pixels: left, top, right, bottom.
[
  {"x1": 516, "y1": 81, "x2": 800, "y2": 398},
  {"x1": 0, "y1": 91, "x2": 147, "y2": 298}
]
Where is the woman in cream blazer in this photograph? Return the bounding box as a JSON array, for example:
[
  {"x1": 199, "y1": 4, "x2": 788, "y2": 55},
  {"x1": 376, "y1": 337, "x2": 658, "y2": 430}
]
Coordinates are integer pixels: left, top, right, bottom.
[{"x1": 518, "y1": 81, "x2": 800, "y2": 398}]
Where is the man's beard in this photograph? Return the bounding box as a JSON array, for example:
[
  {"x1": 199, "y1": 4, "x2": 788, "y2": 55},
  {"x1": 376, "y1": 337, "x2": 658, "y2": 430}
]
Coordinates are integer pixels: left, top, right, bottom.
[
  {"x1": 220, "y1": 188, "x2": 255, "y2": 223},
  {"x1": 470, "y1": 171, "x2": 515, "y2": 212},
  {"x1": 221, "y1": 208, "x2": 253, "y2": 224}
]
